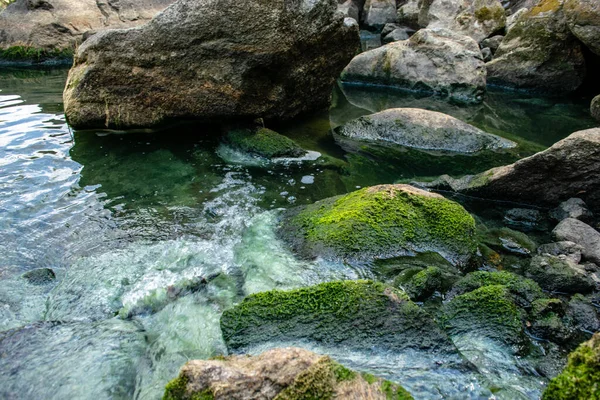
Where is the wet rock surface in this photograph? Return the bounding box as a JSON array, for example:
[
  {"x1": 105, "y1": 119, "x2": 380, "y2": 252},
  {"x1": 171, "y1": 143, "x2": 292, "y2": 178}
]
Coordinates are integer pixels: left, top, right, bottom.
[{"x1": 553, "y1": 218, "x2": 600, "y2": 265}]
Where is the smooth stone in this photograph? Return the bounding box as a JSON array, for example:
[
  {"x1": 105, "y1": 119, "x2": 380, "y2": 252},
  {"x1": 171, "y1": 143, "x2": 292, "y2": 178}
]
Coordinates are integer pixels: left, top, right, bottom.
[
  {"x1": 537, "y1": 241, "x2": 584, "y2": 264},
  {"x1": 361, "y1": 0, "x2": 397, "y2": 30},
  {"x1": 550, "y1": 198, "x2": 593, "y2": 222},
  {"x1": 553, "y1": 218, "x2": 600, "y2": 264}
]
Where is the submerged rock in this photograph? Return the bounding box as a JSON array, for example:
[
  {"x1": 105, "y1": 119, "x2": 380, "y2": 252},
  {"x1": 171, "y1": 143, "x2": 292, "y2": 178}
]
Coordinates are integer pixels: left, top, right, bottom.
[
  {"x1": 425, "y1": 128, "x2": 600, "y2": 211},
  {"x1": 553, "y1": 218, "x2": 600, "y2": 265},
  {"x1": 63, "y1": 0, "x2": 359, "y2": 129},
  {"x1": 279, "y1": 184, "x2": 477, "y2": 265},
  {"x1": 164, "y1": 347, "x2": 414, "y2": 400},
  {"x1": 220, "y1": 280, "x2": 457, "y2": 353},
  {"x1": 341, "y1": 28, "x2": 486, "y2": 103},
  {"x1": 564, "y1": 0, "x2": 600, "y2": 56},
  {"x1": 0, "y1": 0, "x2": 174, "y2": 63},
  {"x1": 224, "y1": 128, "x2": 306, "y2": 159},
  {"x1": 542, "y1": 332, "x2": 600, "y2": 400},
  {"x1": 486, "y1": 0, "x2": 586, "y2": 93},
  {"x1": 478, "y1": 227, "x2": 537, "y2": 256},
  {"x1": 335, "y1": 108, "x2": 516, "y2": 153}
]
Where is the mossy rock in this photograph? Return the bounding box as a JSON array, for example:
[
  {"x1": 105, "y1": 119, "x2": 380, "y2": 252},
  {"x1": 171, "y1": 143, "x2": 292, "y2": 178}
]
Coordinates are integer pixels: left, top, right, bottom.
[
  {"x1": 394, "y1": 266, "x2": 446, "y2": 301},
  {"x1": 442, "y1": 285, "x2": 525, "y2": 346},
  {"x1": 280, "y1": 184, "x2": 477, "y2": 265},
  {"x1": 224, "y1": 127, "x2": 306, "y2": 159},
  {"x1": 542, "y1": 332, "x2": 600, "y2": 399},
  {"x1": 478, "y1": 227, "x2": 537, "y2": 256},
  {"x1": 448, "y1": 271, "x2": 545, "y2": 309},
  {"x1": 525, "y1": 254, "x2": 596, "y2": 294},
  {"x1": 164, "y1": 348, "x2": 414, "y2": 400},
  {"x1": 221, "y1": 280, "x2": 455, "y2": 353},
  {"x1": 529, "y1": 298, "x2": 572, "y2": 344}
]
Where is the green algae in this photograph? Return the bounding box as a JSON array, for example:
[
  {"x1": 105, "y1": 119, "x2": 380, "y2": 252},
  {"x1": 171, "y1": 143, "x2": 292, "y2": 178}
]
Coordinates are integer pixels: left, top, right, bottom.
[
  {"x1": 542, "y1": 333, "x2": 600, "y2": 399},
  {"x1": 163, "y1": 376, "x2": 214, "y2": 400},
  {"x1": 225, "y1": 127, "x2": 306, "y2": 159},
  {"x1": 0, "y1": 46, "x2": 74, "y2": 63},
  {"x1": 396, "y1": 266, "x2": 444, "y2": 301},
  {"x1": 282, "y1": 185, "x2": 477, "y2": 265}
]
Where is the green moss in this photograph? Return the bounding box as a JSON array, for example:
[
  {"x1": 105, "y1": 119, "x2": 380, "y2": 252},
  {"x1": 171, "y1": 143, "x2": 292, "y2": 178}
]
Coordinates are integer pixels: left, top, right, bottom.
[
  {"x1": 396, "y1": 266, "x2": 444, "y2": 301},
  {"x1": 0, "y1": 46, "x2": 74, "y2": 63},
  {"x1": 381, "y1": 379, "x2": 414, "y2": 400},
  {"x1": 361, "y1": 372, "x2": 378, "y2": 385},
  {"x1": 530, "y1": 0, "x2": 562, "y2": 16},
  {"x1": 542, "y1": 333, "x2": 600, "y2": 399},
  {"x1": 474, "y1": 5, "x2": 505, "y2": 23},
  {"x1": 163, "y1": 375, "x2": 214, "y2": 400},
  {"x1": 225, "y1": 127, "x2": 306, "y2": 159},
  {"x1": 275, "y1": 357, "x2": 337, "y2": 400},
  {"x1": 478, "y1": 227, "x2": 537, "y2": 255},
  {"x1": 451, "y1": 271, "x2": 545, "y2": 309},
  {"x1": 442, "y1": 285, "x2": 524, "y2": 345},
  {"x1": 331, "y1": 362, "x2": 356, "y2": 382},
  {"x1": 283, "y1": 185, "x2": 476, "y2": 265},
  {"x1": 221, "y1": 280, "x2": 454, "y2": 353}
]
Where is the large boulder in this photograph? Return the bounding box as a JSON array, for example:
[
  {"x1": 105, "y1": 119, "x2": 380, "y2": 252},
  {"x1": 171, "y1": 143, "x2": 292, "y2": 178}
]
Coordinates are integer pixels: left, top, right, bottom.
[
  {"x1": 63, "y1": 0, "x2": 359, "y2": 129},
  {"x1": 279, "y1": 184, "x2": 477, "y2": 265},
  {"x1": 0, "y1": 0, "x2": 174, "y2": 61},
  {"x1": 542, "y1": 332, "x2": 600, "y2": 400},
  {"x1": 565, "y1": 0, "x2": 600, "y2": 55},
  {"x1": 486, "y1": 0, "x2": 586, "y2": 94},
  {"x1": 425, "y1": 0, "x2": 506, "y2": 42},
  {"x1": 341, "y1": 28, "x2": 486, "y2": 103},
  {"x1": 164, "y1": 347, "x2": 414, "y2": 400},
  {"x1": 335, "y1": 108, "x2": 516, "y2": 153},
  {"x1": 592, "y1": 95, "x2": 600, "y2": 122},
  {"x1": 553, "y1": 218, "x2": 600, "y2": 265},
  {"x1": 361, "y1": 0, "x2": 397, "y2": 30},
  {"x1": 220, "y1": 280, "x2": 457, "y2": 353},
  {"x1": 426, "y1": 128, "x2": 600, "y2": 211}
]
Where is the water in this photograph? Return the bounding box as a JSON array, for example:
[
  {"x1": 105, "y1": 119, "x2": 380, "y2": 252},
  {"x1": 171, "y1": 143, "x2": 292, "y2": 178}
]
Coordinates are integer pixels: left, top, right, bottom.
[{"x1": 0, "y1": 67, "x2": 597, "y2": 399}]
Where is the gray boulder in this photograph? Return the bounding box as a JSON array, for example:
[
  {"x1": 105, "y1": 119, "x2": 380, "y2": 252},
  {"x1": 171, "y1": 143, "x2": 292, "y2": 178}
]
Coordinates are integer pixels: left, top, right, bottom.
[
  {"x1": 426, "y1": 128, "x2": 600, "y2": 211},
  {"x1": 486, "y1": 0, "x2": 586, "y2": 93},
  {"x1": 338, "y1": 0, "x2": 362, "y2": 21},
  {"x1": 525, "y1": 254, "x2": 596, "y2": 293},
  {"x1": 362, "y1": 0, "x2": 397, "y2": 30},
  {"x1": 537, "y1": 241, "x2": 583, "y2": 264},
  {"x1": 341, "y1": 28, "x2": 486, "y2": 103},
  {"x1": 565, "y1": 0, "x2": 600, "y2": 55},
  {"x1": 382, "y1": 27, "x2": 412, "y2": 42},
  {"x1": 481, "y1": 47, "x2": 493, "y2": 62},
  {"x1": 592, "y1": 95, "x2": 600, "y2": 122},
  {"x1": 0, "y1": 0, "x2": 174, "y2": 57},
  {"x1": 63, "y1": 0, "x2": 359, "y2": 129},
  {"x1": 480, "y1": 35, "x2": 504, "y2": 54},
  {"x1": 335, "y1": 108, "x2": 516, "y2": 153},
  {"x1": 550, "y1": 198, "x2": 593, "y2": 222},
  {"x1": 396, "y1": 0, "x2": 425, "y2": 28},
  {"x1": 424, "y1": 0, "x2": 506, "y2": 42},
  {"x1": 553, "y1": 218, "x2": 600, "y2": 265}
]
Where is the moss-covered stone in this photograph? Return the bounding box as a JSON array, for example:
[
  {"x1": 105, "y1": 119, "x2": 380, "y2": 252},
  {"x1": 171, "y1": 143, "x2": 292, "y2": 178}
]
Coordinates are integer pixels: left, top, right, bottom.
[
  {"x1": 395, "y1": 266, "x2": 444, "y2": 301},
  {"x1": 478, "y1": 227, "x2": 537, "y2": 256},
  {"x1": 163, "y1": 375, "x2": 214, "y2": 400},
  {"x1": 280, "y1": 184, "x2": 477, "y2": 265},
  {"x1": 221, "y1": 280, "x2": 455, "y2": 353},
  {"x1": 442, "y1": 285, "x2": 525, "y2": 346},
  {"x1": 529, "y1": 298, "x2": 572, "y2": 344},
  {"x1": 542, "y1": 332, "x2": 600, "y2": 399},
  {"x1": 225, "y1": 127, "x2": 307, "y2": 159},
  {"x1": 449, "y1": 271, "x2": 545, "y2": 309},
  {"x1": 0, "y1": 46, "x2": 74, "y2": 63},
  {"x1": 525, "y1": 254, "x2": 596, "y2": 294}
]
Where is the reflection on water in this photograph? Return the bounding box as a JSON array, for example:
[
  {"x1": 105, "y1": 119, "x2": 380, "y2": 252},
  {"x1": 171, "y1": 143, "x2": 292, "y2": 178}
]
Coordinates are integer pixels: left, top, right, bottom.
[{"x1": 0, "y1": 67, "x2": 597, "y2": 399}]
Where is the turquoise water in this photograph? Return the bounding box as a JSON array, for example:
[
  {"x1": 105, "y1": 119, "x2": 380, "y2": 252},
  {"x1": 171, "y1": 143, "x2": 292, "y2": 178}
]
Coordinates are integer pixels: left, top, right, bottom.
[{"x1": 0, "y1": 67, "x2": 597, "y2": 399}]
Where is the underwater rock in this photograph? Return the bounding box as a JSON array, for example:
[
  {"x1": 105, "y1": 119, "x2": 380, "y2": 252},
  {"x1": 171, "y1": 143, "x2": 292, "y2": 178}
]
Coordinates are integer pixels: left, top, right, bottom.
[
  {"x1": 164, "y1": 347, "x2": 414, "y2": 400},
  {"x1": 478, "y1": 227, "x2": 537, "y2": 256},
  {"x1": 63, "y1": 0, "x2": 359, "y2": 129},
  {"x1": 542, "y1": 332, "x2": 600, "y2": 399},
  {"x1": 279, "y1": 184, "x2": 477, "y2": 265},
  {"x1": 525, "y1": 254, "x2": 596, "y2": 293},
  {"x1": 0, "y1": 0, "x2": 174, "y2": 63},
  {"x1": 361, "y1": 0, "x2": 397, "y2": 30},
  {"x1": 335, "y1": 108, "x2": 516, "y2": 153},
  {"x1": 224, "y1": 128, "x2": 307, "y2": 160},
  {"x1": 425, "y1": 128, "x2": 600, "y2": 211},
  {"x1": 564, "y1": 0, "x2": 600, "y2": 56},
  {"x1": 341, "y1": 28, "x2": 486, "y2": 103},
  {"x1": 550, "y1": 198, "x2": 593, "y2": 222},
  {"x1": 21, "y1": 268, "x2": 56, "y2": 285},
  {"x1": 486, "y1": 0, "x2": 586, "y2": 93},
  {"x1": 553, "y1": 218, "x2": 600, "y2": 265},
  {"x1": 504, "y1": 208, "x2": 544, "y2": 231},
  {"x1": 592, "y1": 95, "x2": 600, "y2": 122},
  {"x1": 424, "y1": 0, "x2": 506, "y2": 42},
  {"x1": 220, "y1": 280, "x2": 457, "y2": 354}
]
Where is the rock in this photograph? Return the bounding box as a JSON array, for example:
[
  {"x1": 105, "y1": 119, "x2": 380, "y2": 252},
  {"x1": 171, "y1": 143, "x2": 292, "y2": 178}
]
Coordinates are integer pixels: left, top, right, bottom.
[
  {"x1": 396, "y1": 0, "x2": 423, "y2": 28},
  {"x1": 542, "y1": 332, "x2": 600, "y2": 400},
  {"x1": 279, "y1": 184, "x2": 477, "y2": 265},
  {"x1": 164, "y1": 347, "x2": 414, "y2": 400},
  {"x1": 0, "y1": 0, "x2": 174, "y2": 62},
  {"x1": 63, "y1": 0, "x2": 359, "y2": 130},
  {"x1": 504, "y1": 208, "x2": 544, "y2": 231},
  {"x1": 480, "y1": 35, "x2": 504, "y2": 53},
  {"x1": 334, "y1": 108, "x2": 516, "y2": 153},
  {"x1": 395, "y1": 266, "x2": 444, "y2": 301},
  {"x1": 506, "y1": 7, "x2": 529, "y2": 30},
  {"x1": 564, "y1": 0, "x2": 600, "y2": 55},
  {"x1": 537, "y1": 241, "x2": 584, "y2": 264},
  {"x1": 425, "y1": 0, "x2": 506, "y2": 42},
  {"x1": 220, "y1": 280, "x2": 457, "y2": 353},
  {"x1": 361, "y1": 0, "x2": 397, "y2": 30},
  {"x1": 553, "y1": 218, "x2": 600, "y2": 264},
  {"x1": 21, "y1": 268, "x2": 56, "y2": 285},
  {"x1": 382, "y1": 27, "x2": 412, "y2": 42},
  {"x1": 486, "y1": 0, "x2": 586, "y2": 93},
  {"x1": 338, "y1": 0, "x2": 361, "y2": 21},
  {"x1": 381, "y1": 22, "x2": 401, "y2": 36},
  {"x1": 224, "y1": 127, "x2": 306, "y2": 159},
  {"x1": 341, "y1": 28, "x2": 486, "y2": 103},
  {"x1": 591, "y1": 95, "x2": 600, "y2": 122},
  {"x1": 426, "y1": 128, "x2": 600, "y2": 211},
  {"x1": 447, "y1": 271, "x2": 545, "y2": 309},
  {"x1": 525, "y1": 254, "x2": 596, "y2": 293},
  {"x1": 478, "y1": 227, "x2": 537, "y2": 256},
  {"x1": 567, "y1": 294, "x2": 600, "y2": 333},
  {"x1": 550, "y1": 198, "x2": 593, "y2": 222},
  {"x1": 529, "y1": 298, "x2": 572, "y2": 344},
  {"x1": 442, "y1": 285, "x2": 525, "y2": 346},
  {"x1": 481, "y1": 47, "x2": 493, "y2": 61}
]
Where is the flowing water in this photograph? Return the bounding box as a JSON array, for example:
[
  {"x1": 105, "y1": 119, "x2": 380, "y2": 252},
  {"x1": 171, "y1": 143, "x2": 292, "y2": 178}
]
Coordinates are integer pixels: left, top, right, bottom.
[{"x1": 0, "y1": 67, "x2": 597, "y2": 400}]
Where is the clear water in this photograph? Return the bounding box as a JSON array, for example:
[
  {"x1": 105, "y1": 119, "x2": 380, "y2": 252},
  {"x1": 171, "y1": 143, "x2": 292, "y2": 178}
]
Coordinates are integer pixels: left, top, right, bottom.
[{"x1": 0, "y1": 67, "x2": 597, "y2": 400}]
